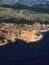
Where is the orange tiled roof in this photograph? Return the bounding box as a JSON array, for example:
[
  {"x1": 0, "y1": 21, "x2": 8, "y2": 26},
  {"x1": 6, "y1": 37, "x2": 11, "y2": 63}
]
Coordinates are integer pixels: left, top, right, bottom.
[{"x1": 20, "y1": 31, "x2": 42, "y2": 42}]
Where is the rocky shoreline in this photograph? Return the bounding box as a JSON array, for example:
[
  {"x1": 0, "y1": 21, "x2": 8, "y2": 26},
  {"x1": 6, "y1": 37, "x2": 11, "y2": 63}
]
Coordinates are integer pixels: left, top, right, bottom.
[{"x1": 0, "y1": 23, "x2": 49, "y2": 46}]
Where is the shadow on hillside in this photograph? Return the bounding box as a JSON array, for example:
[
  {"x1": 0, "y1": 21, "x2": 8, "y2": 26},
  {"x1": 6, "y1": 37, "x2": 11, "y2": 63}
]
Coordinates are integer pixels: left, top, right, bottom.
[{"x1": 0, "y1": 4, "x2": 49, "y2": 14}]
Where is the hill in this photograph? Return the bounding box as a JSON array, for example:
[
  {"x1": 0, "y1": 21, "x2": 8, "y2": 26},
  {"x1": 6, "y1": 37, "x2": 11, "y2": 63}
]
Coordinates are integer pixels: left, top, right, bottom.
[{"x1": 0, "y1": 7, "x2": 49, "y2": 24}]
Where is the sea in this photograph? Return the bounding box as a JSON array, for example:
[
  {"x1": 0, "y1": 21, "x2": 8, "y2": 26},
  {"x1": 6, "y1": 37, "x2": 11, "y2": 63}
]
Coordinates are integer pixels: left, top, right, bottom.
[{"x1": 0, "y1": 31, "x2": 49, "y2": 65}]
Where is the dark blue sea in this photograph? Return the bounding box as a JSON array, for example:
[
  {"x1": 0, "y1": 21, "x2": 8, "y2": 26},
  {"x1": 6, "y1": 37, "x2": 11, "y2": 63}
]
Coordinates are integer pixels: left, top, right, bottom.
[{"x1": 0, "y1": 31, "x2": 49, "y2": 65}]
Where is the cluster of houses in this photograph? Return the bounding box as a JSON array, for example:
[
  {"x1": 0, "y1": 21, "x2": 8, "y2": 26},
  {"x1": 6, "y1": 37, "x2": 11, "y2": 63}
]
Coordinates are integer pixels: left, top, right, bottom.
[{"x1": 0, "y1": 23, "x2": 49, "y2": 46}]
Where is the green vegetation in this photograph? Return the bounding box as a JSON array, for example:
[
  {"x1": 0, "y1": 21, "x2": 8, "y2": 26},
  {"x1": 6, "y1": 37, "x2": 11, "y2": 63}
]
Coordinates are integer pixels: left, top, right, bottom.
[
  {"x1": 0, "y1": 7, "x2": 49, "y2": 24},
  {"x1": 0, "y1": 4, "x2": 49, "y2": 14}
]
